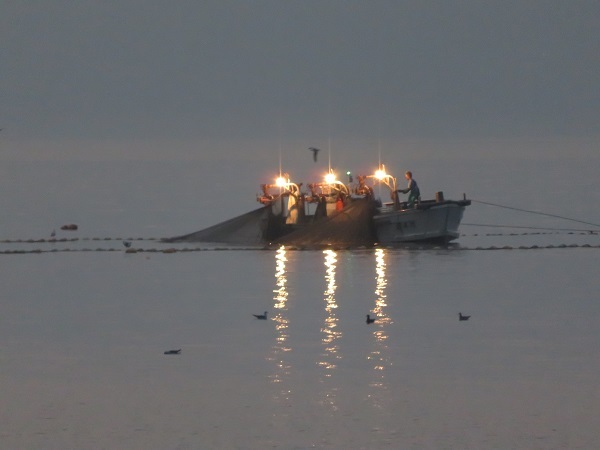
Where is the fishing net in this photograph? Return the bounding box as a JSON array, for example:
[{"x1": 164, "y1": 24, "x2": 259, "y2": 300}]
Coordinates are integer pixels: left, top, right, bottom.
[
  {"x1": 163, "y1": 197, "x2": 378, "y2": 248},
  {"x1": 162, "y1": 206, "x2": 271, "y2": 245},
  {"x1": 275, "y1": 197, "x2": 377, "y2": 248}
]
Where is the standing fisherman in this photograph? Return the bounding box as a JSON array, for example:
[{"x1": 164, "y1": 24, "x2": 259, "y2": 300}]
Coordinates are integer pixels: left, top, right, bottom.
[{"x1": 398, "y1": 171, "x2": 420, "y2": 207}]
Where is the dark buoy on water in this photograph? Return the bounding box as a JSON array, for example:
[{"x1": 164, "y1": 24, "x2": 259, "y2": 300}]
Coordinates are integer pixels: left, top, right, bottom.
[{"x1": 458, "y1": 312, "x2": 470, "y2": 321}]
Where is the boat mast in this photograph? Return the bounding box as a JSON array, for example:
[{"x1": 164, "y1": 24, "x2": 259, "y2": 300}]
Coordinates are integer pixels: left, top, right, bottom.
[{"x1": 328, "y1": 137, "x2": 332, "y2": 172}]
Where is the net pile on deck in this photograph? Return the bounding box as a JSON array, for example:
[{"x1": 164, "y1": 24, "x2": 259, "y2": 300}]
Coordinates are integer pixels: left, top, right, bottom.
[{"x1": 275, "y1": 197, "x2": 377, "y2": 248}]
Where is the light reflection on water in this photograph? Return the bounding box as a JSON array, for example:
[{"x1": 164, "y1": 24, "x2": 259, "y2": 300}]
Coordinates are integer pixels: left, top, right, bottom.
[
  {"x1": 267, "y1": 247, "x2": 394, "y2": 411},
  {"x1": 3, "y1": 240, "x2": 598, "y2": 449},
  {"x1": 368, "y1": 248, "x2": 393, "y2": 406},
  {"x1": 268, "y1": 246, "x2": 291, "y2": 402},
  {"x1": 318, "y1": 249, "x2": 342, "y2": 410}
]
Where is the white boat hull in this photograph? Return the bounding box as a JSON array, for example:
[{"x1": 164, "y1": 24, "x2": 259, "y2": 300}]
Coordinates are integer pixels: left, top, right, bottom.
[{"x1": 373, "y1": 202, "x2": 467, "y2": 244}]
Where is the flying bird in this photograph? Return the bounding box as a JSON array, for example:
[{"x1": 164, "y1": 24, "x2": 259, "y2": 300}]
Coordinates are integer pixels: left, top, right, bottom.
[
  {"x1": 366, "y1": 314, "x2": 376, "y2": 324},
  {"x1": 164, "y1": 349, "x2": 181, "y2": 355},
  {"x1": 458, "y1": 312, "x2": 471, "y2": 321},
  {"x1": 308, "y1": 147, "x2": 320, "y2": 162},
  {"x1": 253, "y1": 311, "x2": 268, "y2": 320}
]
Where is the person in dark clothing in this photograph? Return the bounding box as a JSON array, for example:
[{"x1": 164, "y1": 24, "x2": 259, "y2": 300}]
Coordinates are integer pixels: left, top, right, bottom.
[{"x1": 398, "y1": 171, "x2": 420, "y2": 206}]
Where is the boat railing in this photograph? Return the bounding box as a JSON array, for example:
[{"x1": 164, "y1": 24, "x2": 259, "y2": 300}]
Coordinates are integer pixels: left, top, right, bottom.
[{"x1": 378, "y1": 197, "x2": 471, "y2": 213}]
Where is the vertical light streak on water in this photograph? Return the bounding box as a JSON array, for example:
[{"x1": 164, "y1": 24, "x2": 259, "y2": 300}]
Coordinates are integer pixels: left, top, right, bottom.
[
  {"x1": 318, "y1": 249, "x2": 342, "y2": 411},
  {"x1": 268, "y1": 246, "x2": 292, "y2": 402},
  {"x1": 368, "y1": 248, "x2": 393, "y2": 407}
]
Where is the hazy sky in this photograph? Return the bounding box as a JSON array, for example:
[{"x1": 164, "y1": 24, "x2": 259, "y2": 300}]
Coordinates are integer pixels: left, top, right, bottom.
[{"x1": 2, "y1": 1, "x2": 599, "y2": 159}]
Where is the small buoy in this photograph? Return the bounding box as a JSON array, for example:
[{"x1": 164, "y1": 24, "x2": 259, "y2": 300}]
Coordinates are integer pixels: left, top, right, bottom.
[{"x1": 458, "y1": 312, "x2": 470, "y2": 321}]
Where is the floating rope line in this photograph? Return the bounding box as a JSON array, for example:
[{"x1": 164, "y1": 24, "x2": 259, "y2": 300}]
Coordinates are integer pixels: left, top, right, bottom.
[
  {"x1": 462, "y1": 223, "x2": 598, "y2": 234},
  {"x1": 472, "y1": 199, "x2": 600, "y2": 229},
  {"x1": 1, "y1": 243, "x2": 599, "y2": 255},
  {"x1": 0, "y1": 246, "x2": 270, "y2": 255},
  {"x1": 0, "y1": 237, "x2": 159, "y2": 244}
]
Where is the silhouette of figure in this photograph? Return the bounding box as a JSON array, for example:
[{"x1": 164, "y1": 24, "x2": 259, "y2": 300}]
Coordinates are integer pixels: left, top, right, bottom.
[{"x1": 309, "y1": 147, "x2": 320, "y2": 162}]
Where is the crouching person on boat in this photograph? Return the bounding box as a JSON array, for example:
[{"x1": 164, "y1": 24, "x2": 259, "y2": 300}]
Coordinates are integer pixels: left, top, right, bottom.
[{"x1": 397, "y1": 171, "x2": 420, "y2": 207}]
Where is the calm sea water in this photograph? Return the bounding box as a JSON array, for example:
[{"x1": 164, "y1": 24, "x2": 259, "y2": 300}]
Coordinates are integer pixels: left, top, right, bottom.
[{"x1": 1, "y1": 149, "x2": 599, "y2": 449}]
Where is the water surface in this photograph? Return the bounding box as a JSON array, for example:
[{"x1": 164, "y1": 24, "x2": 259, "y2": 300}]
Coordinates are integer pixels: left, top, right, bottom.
[
  {"x1": 1, "y1": 245, "x2": 599, "y2": 449},
  {"x1": 1, "y1": 150, "x2": 599, "y2": 448}
]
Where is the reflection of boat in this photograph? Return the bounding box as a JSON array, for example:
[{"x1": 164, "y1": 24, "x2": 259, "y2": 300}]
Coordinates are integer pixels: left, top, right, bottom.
[{"x1": 164, "y1": 165, "x2": 469, "y2": 247}]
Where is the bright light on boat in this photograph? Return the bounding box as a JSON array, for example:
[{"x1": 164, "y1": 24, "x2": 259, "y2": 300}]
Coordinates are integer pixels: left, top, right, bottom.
[
  {"x1": 374, "y1": 168, "x2": 387, "y2": 180},
  {"x1": 275, "y1": 176, "x2": 287, "y2": 187},
  {"x1": 324, "y1": 172, "x2": 337, "y2": 184}
]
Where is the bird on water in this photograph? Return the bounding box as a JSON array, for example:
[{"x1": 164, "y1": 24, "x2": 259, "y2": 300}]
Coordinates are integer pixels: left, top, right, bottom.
[
  {"x1": 253, "y1": 311, "x2": 268, "y2": 320},
  {"x1": 366, "y1": 314, "x2": 376, "y2": 324},
  {"x1": 458, "y1": 312, "x2": 471, "y2": 321},
  {"x1": 164, "y1": 349, "x2": 181, "y2": 355}
]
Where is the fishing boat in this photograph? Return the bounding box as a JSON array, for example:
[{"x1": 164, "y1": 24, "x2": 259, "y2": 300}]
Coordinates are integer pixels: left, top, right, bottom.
[
  {"x1": 255, "y1": 166, "x2": 470, "y2": 245},
  {"x1": 373, "y1": 199, "x2": 470, "y2": 244},
  {"x1": 368, "y1": 165, "x2": 471, "y2": 244},
  {"x1": 164, "y1": 165, "x2": 469, "y2": 247},
  {"x1": 257, "y1": 171, "x2": 376, "y2": 247}
]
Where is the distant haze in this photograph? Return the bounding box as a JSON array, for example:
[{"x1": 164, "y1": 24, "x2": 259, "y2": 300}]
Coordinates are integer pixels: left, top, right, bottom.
[{"x1": 1, "y1": 1, "x2": 599, "y2": 161}]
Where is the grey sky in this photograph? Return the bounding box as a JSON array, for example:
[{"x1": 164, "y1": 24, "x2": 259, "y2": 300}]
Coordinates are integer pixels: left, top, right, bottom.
[{"x1": 2, "y1": 1, "x2": 599, "y2": 155}]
